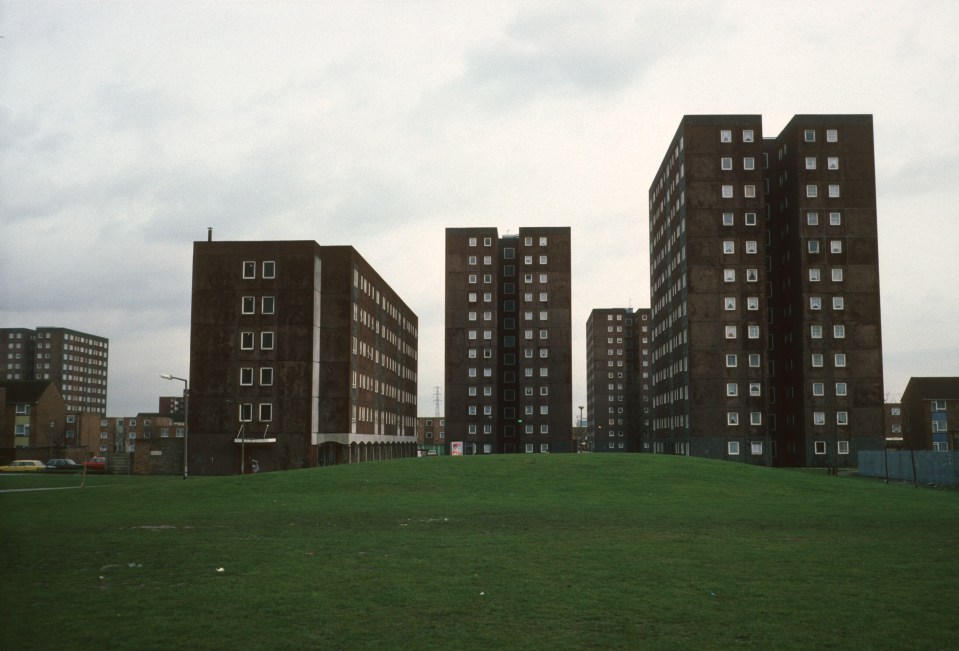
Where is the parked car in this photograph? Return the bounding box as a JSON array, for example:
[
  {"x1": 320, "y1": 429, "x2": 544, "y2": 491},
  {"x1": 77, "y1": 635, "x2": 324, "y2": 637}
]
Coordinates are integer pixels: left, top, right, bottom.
[
  {"x1": 45, "y1": 458, "x2": 83, "y2": 472},
  {"x1": 84, "y1": 456, "x2": 107, "y2": 473},
  {"x1": 0, "y1": 459, "x2": 47, "y2": 472}
]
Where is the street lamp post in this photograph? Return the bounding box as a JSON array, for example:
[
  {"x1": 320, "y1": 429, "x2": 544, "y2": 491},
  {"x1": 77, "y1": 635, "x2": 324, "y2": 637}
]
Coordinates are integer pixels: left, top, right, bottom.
[{"x1": 160, "y1": 374, "x2": 189, "y2": 479}]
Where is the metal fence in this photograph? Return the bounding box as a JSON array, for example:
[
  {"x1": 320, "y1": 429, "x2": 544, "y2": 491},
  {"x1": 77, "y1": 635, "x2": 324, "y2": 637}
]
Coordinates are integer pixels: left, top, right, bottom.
[{"x1": 858, "y1": 450, "x2": 959, "y2": 487}]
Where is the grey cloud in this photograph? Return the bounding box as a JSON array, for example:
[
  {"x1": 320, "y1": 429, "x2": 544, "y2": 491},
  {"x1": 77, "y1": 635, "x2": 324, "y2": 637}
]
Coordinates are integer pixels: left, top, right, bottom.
[{"x1": 444, "y1": 2, "x2": 717, "y2": 111}]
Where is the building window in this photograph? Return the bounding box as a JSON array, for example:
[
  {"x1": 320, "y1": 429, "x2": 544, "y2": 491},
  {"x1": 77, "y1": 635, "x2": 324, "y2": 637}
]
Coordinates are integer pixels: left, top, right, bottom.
[
  {"x1": 242, "y1": 296, "x2": 255, "y2": 314},
  {"x1": 745, "y1": 241, "x2": 757, "y2": 254},
  {"x1": 810, "y1": 297, "x2": 822, "y2": 310},
  {"x1": 746, "y1": 297, "x2": 759, "y2": 311},
  {"x1": 804, "y1": 129, "x2": 815, "y2": 142},
  {"x1": 749, "y1": 383, "x2": 761, "y2": 397},
  {"x1": 728, "y1": 441, "x2": 740, "y2": 455},
  {"x1": 748, "y1": 354, "x2": 761, "y2": 367},
  {"x1": 835, "y1": 353, "x2": 847, "y2": 367},
  {"x1": 810, "y1": 325, "x2": 823, "y2": 338},
  {"x1": 809, "y1": 268, "x2": 821, "y2": 282},
  {"x1": 722, "y1": 185, "x2": 734, "y2": 198},
  {"x1": 727, "y1": 412, "x2": 739, "y2": 426},
  {"x1": 827, "y1": 157, "x2": 839, "y2": 170},
  {"x1": 744, "y1": 185, "x2": 756, "y2": 198},
  {"x1": 726, "y1": 354, "x2": 737, "y2": 367},
  {"x1": 833, "y1": 297, "x2": 845, "y2": 311},
  {"x1": 751, "y1": 440, "x2": 763, "y2": 455},
  {"x1": 261, "y1": 332, "x2": 275, "y2": 350},
  {"x1": 833, "y1": 325, "x2": 845, "y2": 339},
  {"x1": 747, "y1": 325, "x2": 760, "y2": 339},
  {"x1": 744, "y1": 212, "x2": 757, "y2": 226},
  {"x1": 829, "y1": 212, "x2": 842, "y2": 226},
  {"x1": 261, "y1": 296, "x2": 275, "y2": 314},
  {"x1": 811, "y1": 354, "x2": 824, "y2": 368},
  {"x1": 806, "y1": 185, "x2": 818, "y2": 198},
  {"x1": 723, "y1": 241, "x2": 735, "y2": 254},
  {"x1": 262, "y1": 261, "x2": 276, "y2": 278},
  {"x1": 807, "y1": 212, "x2": 819, "y2": 226},
  {"x1": 724, "y1": 297, "x2": 736, "y2": 311},
  {"x1": 743, "y1": 129, "x2": 754, "y2": 142},
  {"x1": 721, "y1": 157, "x2": 733, "y2": 170},
  {"x1": 726, "y1": 383, "x2": 738, "y2": 397},
  {"x1": 836, "y1": 411, "x2": 848, "y2": 426},
  {"x1": 239, "y1": 404, "x2": 253, "y2": 422},
  {"x1": 836, "y1": 382, "x2": 847, "y2": 396},
  {"x1": 832, "y1": 268, "x2": 844, "y2": 282},
  {"x1": 725, "y1": 325, "x2": 737, "y2": 339},
  {"x1": 826, "y1": 129, "x2": 838, "y2": 142},
  {"x1": 724, "y1": 269, "x2": 735, "y2": 283},
  {"x1": 743, "y1": 157, "x2": 755, "y2": 170},
  {"x1": 805, "y1": 157, "x2": 817, "y2": 170},
  {"x1": 830, "y1": 240, "x2": 842, "y2": 254},
  {"x1": 720, "y1": 129, "x2": 732, "y2": 143},
  {"x1": 808, "y1": 240, "x2": 820, "y2": 254},
  {"x1": 240, "y1": 368, "x2": 254, "y2": 386},
  {"x1": 812, "y1": 382, "x2": 824, "y2": 396},
  {"x1": 722, "y1": 212, "x2": 734, "y2": 226},
  {"x1": 260, "y1": 367, "x2": 274, "y2": 386},
  {"x1": 243, "y1": 261, "x2": 256, "y2": 279},
  {"x1": 750, "y1": 412, "x2": 762, "y2": 426},
  {"x1": 828, "y1": 185, "x2": 840, "y2": 198},
  {"x1": 813, "y1": 412, "x2": 826, "y2": 426},
  {"x1": 241, "y1": 332, "x2": 254, "y2": 350}
]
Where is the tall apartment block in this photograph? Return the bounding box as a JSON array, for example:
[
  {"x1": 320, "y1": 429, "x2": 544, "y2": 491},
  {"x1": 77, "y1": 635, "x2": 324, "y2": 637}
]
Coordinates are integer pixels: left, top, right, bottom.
[
  {"x1": 445, "y1": 227, "x2": 572, "y2": 454},
  {"x1": 585, "y1": 308, "x2": 652, "y2": 452},
  {"x1": 765, "y1": 115, "x2": 884, "y2": 465},
  {"x1": 0, "y1": 327, "x2": 109, "y2": 415},
  {"x1": 648, "y1": 115, "x2": 884, "y2": 467},
  {"x1": 189, "y1": 239, "x2": 418, "y2": 474}
]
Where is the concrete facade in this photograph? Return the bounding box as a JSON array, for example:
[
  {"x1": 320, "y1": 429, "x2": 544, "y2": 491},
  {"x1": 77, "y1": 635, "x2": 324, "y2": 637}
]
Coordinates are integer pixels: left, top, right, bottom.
[
  {"x1": 648, "y1": 115, "x2": 884, "y2": 466},
  {"x1": 445, "y1": 227, "x2": 573, "y2": 454},
  {"x1": 189, "y1": 239, "x2": 418, "y2": 474},
  {"x1": 586, "y1": 307, "x2": 651, "y2": 452}
]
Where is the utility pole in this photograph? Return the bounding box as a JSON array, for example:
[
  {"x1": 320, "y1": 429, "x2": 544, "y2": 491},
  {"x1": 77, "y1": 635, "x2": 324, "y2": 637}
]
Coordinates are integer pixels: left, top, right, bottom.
[{"x1": 433, "y1": 386, "x2": 442, "y2": 417}]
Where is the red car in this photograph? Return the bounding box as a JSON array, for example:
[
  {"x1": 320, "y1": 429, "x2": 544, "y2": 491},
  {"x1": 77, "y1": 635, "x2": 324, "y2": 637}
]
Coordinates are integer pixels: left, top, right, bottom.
[{"x1": 84, "y1": 456, "x2": 106, "y2": 473}]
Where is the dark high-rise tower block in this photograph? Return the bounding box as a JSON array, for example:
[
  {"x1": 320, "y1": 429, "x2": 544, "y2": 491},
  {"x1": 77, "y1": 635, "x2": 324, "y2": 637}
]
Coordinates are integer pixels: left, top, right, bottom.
[
  {"x1": 648, "y1": 115, "x2": 884, "y2": 466},
  {"x1": 445, "y1": 227, "x2": 572, "y2": 453}
]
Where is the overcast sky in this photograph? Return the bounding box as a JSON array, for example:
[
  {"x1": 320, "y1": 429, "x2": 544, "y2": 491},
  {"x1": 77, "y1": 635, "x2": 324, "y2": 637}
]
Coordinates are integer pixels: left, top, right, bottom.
[{"x1": 2, "y1": 1, "x2": 958, "y2": 418}]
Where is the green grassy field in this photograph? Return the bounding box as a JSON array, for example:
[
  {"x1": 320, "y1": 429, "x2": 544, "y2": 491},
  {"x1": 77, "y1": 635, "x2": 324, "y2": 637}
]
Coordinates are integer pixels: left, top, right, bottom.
[{"x1": 2, "y1": 454, "x2": 956, "y2": 650}]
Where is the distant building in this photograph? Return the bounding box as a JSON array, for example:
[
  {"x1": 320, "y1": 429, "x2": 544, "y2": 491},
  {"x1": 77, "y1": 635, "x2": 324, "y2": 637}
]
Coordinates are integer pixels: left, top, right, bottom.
[
  {"x1": 0, "y1": 327, "x2": 109, "y2": 415},
  {"x1": 158, "y1": 396, "x2": 185, "y2": 421},
  {"x1": 883, "y1": 403, "x2": 903, "y2": 447},
  {"x1": 445, "y1": 227, "x2": 572, "y2": 454},
  {"x1": 647, "y1": 115, "x2": 884, "y2": 466},
  {"x1": 416, "y1": 416, "x2": 446, "y2": 455},
  {"x1": 900, "y1": 377, "x2": 959, "y2": 451},
  {"x1": 585, "y1": 307, "x2": 652, "y2": 452},
  {"x1": 188, "y1": 239, "x2": 418, "y2": 474},
  {"x1": 0, "y1": 380, "x2": 69, "y2": 462}
]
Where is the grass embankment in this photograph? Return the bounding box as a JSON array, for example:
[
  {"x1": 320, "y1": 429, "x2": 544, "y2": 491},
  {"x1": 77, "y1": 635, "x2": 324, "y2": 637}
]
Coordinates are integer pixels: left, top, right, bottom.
[{"x1": 1, "y1": 454, "x2": 956, "y2": 650}]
